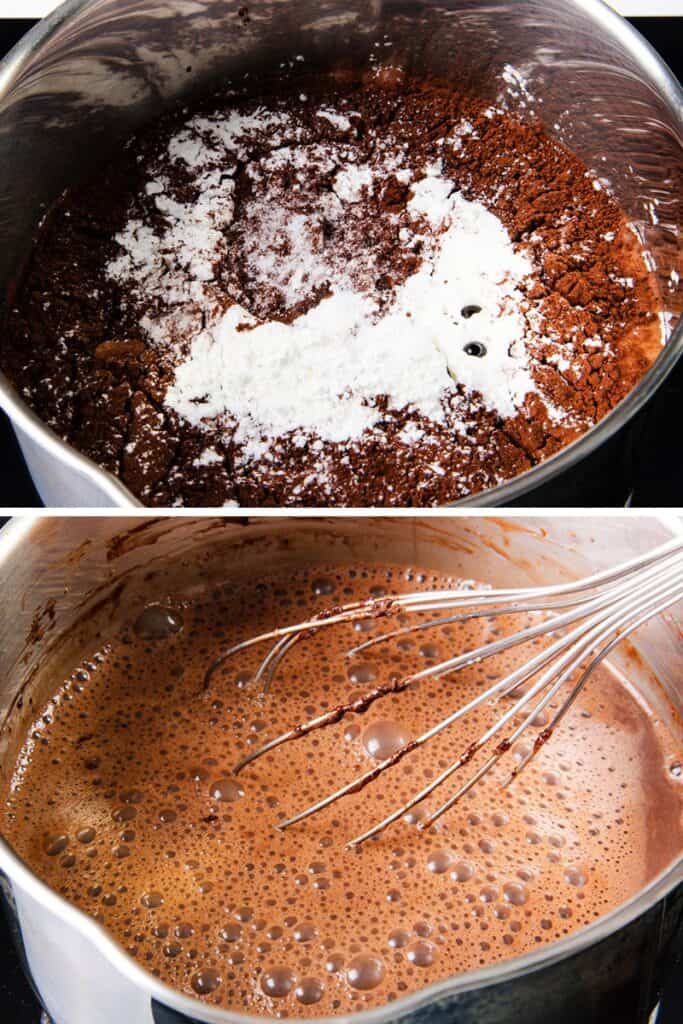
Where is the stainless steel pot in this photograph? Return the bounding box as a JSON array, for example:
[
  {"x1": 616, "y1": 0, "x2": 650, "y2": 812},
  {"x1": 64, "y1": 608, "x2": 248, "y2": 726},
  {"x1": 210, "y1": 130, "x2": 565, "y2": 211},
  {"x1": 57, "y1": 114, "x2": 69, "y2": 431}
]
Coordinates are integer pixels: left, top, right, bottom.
[
  {"x1": 0, "y1": 514, "x2": 682, "y2": 1024},
  {"x1": 0, "y1": 0, "x2": 681, "y2": 508}
]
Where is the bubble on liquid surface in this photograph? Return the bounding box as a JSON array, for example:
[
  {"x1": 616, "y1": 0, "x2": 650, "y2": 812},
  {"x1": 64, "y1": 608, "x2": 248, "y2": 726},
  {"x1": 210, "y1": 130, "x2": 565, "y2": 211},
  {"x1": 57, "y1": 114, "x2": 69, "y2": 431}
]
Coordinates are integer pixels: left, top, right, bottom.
[
  {"x1": 406, "y1": 940, "x2": 436, "y2": 967},
  {"x1": 295, "y1": 977, "x2": 325, "y2": 1005},
  {"x1": 312, "y1": 577, "x2": 335, "y2": 596},
  {"x1": 141, "y1": 892, "x2": 164, "y2": 909},
  {"x1": 293, "y1": 923, "x2": 317, "y2": 943},
  {"x1": 362, "y1": 720, "x2": 408, "y2": 761},
  {"x1": 191, "y1": 968, "x2": 221, "y2": 995},
  {"x1": 348, "y1": 663, "x2": 376, "y2": 685},
  {"x1": 261, "y1": 965, "x2": 296, "y2": 998},
  {"x1": 564, "y1": 865, "x2": 587, "y2": 887},
  {"x1": 133, "y1": 605, "x2": 183, "y2": 640},
  {"x1": 388, "y1": 929, "x2": 410, "y2": 948},
  {"x1": 451, "y1": 861, "x2": 474, "y2": 882},
  {"x1": 120, "y1": 789, "x2": 143, "y2": 805},
  {"x1": 404, "y1": 802, "x2": 429, "y2": 825},
  {"x1": 427, "y1": 849, "x2": 453, "y2": 875},
  {"x1": 112, "y1": 805, "x2": 136, "y2": 823},
  {"x1": 209, "y1": 778, "x2": 244, "y2": 802},
  {"x1": 44, "y1": 835, "x2": 69, "y2": 856},
  {"x1": 353, "y1": 618, "x2": 374, "y2": 633},
  {"x1": 346, "y1": 954, "x2": 385, "y2": 990},
  {"x1": 503, "y1": 883, "x2": 527, "y2": 906},
  {"x1": 220, "y1": 923, "x2": 242, "y2": 942}
]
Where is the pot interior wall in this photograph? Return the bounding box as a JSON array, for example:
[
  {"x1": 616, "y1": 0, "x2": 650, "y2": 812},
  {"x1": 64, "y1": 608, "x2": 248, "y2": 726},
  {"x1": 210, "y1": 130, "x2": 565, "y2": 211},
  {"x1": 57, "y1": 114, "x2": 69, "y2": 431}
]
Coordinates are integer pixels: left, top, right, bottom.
[
  {"x1": 1, "y1": 515, "x2": 681, "y2": 793},
  {"x1": 0, "y1": 0, "x2": 680, "y2": 332}
]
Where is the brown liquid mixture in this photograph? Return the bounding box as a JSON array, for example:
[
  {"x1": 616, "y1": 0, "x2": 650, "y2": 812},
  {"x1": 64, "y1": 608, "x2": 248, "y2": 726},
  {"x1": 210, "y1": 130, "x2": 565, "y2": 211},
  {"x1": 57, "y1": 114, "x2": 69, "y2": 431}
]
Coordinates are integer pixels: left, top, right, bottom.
[{"x1": 2, "y1": 563, "x2": 682, "y2": 1017}]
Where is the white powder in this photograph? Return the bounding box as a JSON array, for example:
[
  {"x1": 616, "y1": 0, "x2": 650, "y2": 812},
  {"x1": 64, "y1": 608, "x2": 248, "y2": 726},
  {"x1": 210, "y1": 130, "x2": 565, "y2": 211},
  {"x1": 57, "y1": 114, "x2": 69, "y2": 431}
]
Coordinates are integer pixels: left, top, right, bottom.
[
  {"x1": 107, "y1": 109, "x2": 544, "y2": 466},
  {"x1": 164, "y1": 163, "x2": 536, "y2": 456},
  {"x1": 108, "y1": 109, "x2": 303, "y2": 338},
  {"x1": 447, "y1": 120, "x2": 476, "y2": 152},
  {"x1": 500, "y1": 64, "x2": 536, "y2": 110},
  {"x1": 407, "y1": 163, "x2": 454, "y2": 226},
  {"x1": 398, "y1": 422, "x2": 425, "y2": 445},
  {"x1": 193, "y1": 447, "x2": 223, "y2": 468},
  {"x1": 333, "y1": 164, "x2": 374, "y2": 202},
  {"x1": 169, "y1": 109, "x2": 291, "y2": 167},
  {"x1": 316, "y1": 108, "x2": 353, "y2": 131},
  {"x1": 108, "y1": 121, "x2": 244, "y2": 329},
  {"x1": 257, "y1": 143, "x2": 337, "y2": 176},
  {"x1": 239, "y1": 201, "x2": 338, "y2": 310}
]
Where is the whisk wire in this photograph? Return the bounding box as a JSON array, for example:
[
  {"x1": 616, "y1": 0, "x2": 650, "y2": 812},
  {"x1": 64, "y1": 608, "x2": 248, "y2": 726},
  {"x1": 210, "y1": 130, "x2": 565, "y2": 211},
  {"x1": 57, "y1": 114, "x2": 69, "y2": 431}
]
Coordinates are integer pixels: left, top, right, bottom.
[
  {"x1": 346, "y1": 567, "x2": 683, "y2": 846},
  {"x1": 417, "y1": 568, "x2": 683, "y2": 832},
  {"x1": 504, "y1": 577, "x2": 683, "y2": 788},
  {"x1": 205, "y1": 537, "x2": 683, "y2": 690},
  {"x1": 236, "y1": 549, "x2": 683, "y2": 776},
  {"x1": 218, "y1": 539, "x2": 683, "y2": 845}
]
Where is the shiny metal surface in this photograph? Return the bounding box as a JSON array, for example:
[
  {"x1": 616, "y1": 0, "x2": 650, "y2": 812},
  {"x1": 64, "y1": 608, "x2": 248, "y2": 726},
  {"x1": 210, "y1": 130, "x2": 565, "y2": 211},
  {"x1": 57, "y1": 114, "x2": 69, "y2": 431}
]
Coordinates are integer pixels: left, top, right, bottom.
[
  {"x1": 0, "y1": 515, "x2": 681, "y2": 1023},
  {"x1": 225, "y1": 538, "x2": 683, "y2": 844},
  {"x1": 0, "y1": 0, "x2": 681, "y2": 507}
]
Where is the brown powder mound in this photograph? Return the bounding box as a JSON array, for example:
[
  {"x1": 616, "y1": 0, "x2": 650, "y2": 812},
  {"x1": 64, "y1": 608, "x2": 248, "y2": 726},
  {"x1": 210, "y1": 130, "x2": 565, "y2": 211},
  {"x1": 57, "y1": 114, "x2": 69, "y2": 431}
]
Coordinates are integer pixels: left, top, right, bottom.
[
  {"x1": 2, "y1": 563, "x2": 682, "y2": 1015},
  {"x1": 1, "y1": 71, "x2": 662, "y2": 507}
]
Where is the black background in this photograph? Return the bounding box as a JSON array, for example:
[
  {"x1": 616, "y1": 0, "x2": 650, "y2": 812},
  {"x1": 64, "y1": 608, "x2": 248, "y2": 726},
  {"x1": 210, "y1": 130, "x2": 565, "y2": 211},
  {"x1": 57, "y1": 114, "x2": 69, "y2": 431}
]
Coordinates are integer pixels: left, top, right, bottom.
[
  {"x1": 0, "y1": 17, "x2": 682, "y2": 508},
  {"x1": 0, "y1": 14, "x2": 682, "y2": 1024}
]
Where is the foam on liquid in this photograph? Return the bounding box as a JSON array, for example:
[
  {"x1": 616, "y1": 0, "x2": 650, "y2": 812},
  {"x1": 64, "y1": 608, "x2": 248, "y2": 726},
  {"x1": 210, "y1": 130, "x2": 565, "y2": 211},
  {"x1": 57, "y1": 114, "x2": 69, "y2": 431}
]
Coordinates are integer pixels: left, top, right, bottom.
[{"x1": 2, "y1": 563, "x2": 682, "y2": 1017}]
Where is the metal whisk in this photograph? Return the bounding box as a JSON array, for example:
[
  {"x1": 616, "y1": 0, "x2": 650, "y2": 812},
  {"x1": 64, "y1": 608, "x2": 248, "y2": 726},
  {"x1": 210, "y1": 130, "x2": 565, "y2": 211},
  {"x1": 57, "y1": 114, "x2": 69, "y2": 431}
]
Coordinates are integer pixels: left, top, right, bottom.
[{"x1": 205, "y1": 537, "x2": 683, "y2": 847}]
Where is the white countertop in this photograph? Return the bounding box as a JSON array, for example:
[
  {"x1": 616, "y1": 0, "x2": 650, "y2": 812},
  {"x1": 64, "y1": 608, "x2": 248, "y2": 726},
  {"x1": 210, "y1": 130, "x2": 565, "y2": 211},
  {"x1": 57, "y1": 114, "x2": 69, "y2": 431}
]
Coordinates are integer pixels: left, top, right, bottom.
[{"x1": 0, "y1": 0, "x2": 681, "y2": 16}]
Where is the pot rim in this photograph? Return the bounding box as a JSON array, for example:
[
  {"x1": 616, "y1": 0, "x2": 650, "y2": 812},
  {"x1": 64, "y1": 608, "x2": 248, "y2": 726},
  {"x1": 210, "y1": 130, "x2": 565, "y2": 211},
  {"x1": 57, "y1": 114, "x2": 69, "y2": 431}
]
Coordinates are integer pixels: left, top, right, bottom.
[
  {"x1": 0, "y1": 0, "x2": 681, "y2": 508},
  {"x1": 0, "y1": 513, "x2": 682, "y2": 1023}
]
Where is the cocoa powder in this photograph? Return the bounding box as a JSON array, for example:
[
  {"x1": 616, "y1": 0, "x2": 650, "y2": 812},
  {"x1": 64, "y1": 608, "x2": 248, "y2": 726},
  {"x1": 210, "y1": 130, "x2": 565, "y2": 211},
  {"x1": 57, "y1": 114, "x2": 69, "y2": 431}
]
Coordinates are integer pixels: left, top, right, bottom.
[{"x1": 1, "y1": 71, "x2": 662, "y2": 506}]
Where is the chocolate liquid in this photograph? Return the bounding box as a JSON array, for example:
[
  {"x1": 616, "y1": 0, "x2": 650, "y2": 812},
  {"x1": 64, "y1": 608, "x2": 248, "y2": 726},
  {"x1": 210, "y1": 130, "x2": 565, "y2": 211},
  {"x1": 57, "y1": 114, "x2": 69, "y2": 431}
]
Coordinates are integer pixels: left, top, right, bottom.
[{"x1": 2, "y1": 563, "x2": 682, "y2": 1017}]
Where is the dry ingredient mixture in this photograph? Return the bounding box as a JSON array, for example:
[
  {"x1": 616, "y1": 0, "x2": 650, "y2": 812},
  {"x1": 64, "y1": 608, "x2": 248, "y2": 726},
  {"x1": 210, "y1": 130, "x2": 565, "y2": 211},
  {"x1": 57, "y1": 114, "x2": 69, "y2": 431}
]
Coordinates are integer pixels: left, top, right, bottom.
[
  {"x1": 2, "y1": 68, "x2": 663, "y2": 506},
  {"x1": 2, "y1": 562, "x2": 682, "y2": 1017}
]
